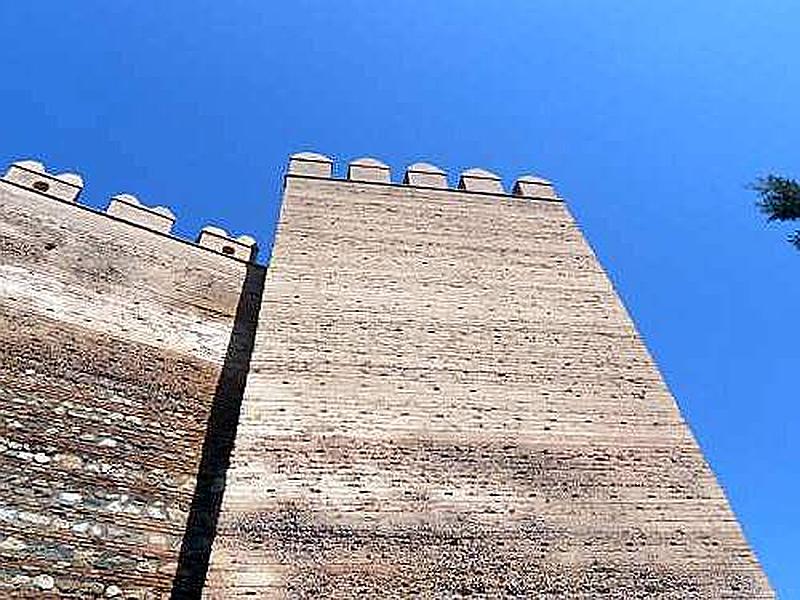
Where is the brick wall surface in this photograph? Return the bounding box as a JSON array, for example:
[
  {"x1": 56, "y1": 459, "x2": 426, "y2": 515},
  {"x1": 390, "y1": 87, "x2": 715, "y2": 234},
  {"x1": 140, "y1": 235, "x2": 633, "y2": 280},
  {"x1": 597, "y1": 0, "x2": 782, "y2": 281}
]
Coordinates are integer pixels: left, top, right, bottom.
[
  {"x1": 205, "y1": 175, "x2": 773, "y2": 598},
  {"x1": 0, "y1": 181, "x2": 253, "y2": 598}
]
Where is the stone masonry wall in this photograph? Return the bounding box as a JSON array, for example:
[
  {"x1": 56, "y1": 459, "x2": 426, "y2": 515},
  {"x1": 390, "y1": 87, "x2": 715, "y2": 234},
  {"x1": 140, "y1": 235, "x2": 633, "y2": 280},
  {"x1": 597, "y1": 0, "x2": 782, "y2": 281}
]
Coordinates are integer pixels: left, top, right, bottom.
[
  {"x1": 0, "y1": 175, "x2": 259, "y2": 598},
  {"x1": 205, "y1": 159, "x2": 773, "y2": 598}
]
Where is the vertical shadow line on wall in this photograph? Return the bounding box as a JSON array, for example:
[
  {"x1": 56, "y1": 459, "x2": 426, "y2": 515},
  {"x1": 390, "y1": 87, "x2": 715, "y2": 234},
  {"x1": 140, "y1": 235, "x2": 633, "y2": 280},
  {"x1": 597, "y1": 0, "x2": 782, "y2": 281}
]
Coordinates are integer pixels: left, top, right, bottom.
[{"x1": 170, "y1": 263, "x2": 266, "y2": 598}]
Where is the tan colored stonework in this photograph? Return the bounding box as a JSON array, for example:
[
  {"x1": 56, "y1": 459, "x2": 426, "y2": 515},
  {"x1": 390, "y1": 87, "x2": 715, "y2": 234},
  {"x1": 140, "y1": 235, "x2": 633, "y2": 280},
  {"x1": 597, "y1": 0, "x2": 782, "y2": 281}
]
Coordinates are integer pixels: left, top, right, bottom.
[
  {"x1": 0, "y1": 153, "x2": 773, "y2": 598},
  {"x1": 205, "y1": 173, "x2": 773, "y2": 598},
  {"x1": 0, "y1": 179, "x2": 257, "y2": 598}
]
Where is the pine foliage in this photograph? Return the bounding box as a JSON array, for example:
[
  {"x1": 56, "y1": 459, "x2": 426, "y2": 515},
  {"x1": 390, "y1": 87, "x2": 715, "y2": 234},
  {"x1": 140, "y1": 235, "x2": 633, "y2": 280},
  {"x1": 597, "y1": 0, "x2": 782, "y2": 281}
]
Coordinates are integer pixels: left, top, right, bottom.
[{"x1": 753, "y1": 175, "x2": 800, "y2": 249}]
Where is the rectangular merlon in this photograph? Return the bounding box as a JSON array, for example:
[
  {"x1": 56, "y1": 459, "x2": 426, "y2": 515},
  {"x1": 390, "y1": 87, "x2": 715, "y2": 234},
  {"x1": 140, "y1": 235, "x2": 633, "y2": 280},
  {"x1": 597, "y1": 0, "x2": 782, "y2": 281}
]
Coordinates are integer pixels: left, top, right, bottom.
[
  {"x1": 106, "y1": 194, "x2": 176, "y2": 234},
  {"x1": 459, "y1": 168, "x2": 504, "y2": 194},
  {"x1": 288, "y1": 152, "x2": 334, "y2": 178},
  {"x1": 2, "y1": 162, "x2": 83, "y2": 203},
  {"x1": 197, "y1": 226, "x2": 257, "y2": 262},
  {"x1": 348, "y1": 157, "x2": 391, "y2": 183},
  {"x1": 513, "y1": 176, "x2": 559, "y2": 200},
  {"x1": 404, "y1": 162, "x2": 448, "y2": 189}
]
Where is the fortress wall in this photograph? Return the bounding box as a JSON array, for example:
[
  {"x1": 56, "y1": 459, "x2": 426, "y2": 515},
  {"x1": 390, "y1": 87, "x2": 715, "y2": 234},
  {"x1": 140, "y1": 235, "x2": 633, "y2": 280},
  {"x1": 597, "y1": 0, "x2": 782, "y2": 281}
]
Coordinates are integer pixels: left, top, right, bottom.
[
  {"x1": 205, "y1": 161, "x2": 772, "y2": 598},
  {"x1": 0, "y1": 175, "x2": 257, "y2": 598}
]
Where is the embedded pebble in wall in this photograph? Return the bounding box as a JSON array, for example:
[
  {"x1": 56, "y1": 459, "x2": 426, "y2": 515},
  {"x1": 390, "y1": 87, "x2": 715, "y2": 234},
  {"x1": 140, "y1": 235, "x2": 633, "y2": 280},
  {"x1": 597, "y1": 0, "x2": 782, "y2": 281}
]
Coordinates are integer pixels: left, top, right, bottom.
[
  {"x1": 58, "y1": 492, "x2": 82, "y2": 505},
  {"x1": 71, "y1": 522, "x2": 91, "y2": 535},
  {"x1": 0, "y1": 536, "x2": 27, "y2": 552},
  {"x1": 32, "y1": 574, "x2": 55, "y2": 590},
  {"x1": 9, "y1": 575, "x2": 31, "y2": 587}
]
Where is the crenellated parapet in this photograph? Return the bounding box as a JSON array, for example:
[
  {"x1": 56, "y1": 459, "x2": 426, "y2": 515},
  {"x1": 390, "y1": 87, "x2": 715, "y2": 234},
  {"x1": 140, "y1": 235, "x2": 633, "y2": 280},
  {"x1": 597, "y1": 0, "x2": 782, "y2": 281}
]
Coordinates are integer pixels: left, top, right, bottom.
[
  {"x1": 404, "y1": 162, "x2": 448, "y2": 188},
  {"x1": 347, "y1": 157, "x2": 391, "y2": 183},
  {"x1": 0, "y1": 158, "x2": 259, "y2": 263},
  {"x1": 2, "y1": 159, "x2": 84, "y2": 202},
  {"x1": 107, "y1": 193, "x2": 176, "y2": 234},
  {"x1": 513, "y1": 175, "x2": 559, "y2": 200},
  {"x1": 0, "y1": 150, "x2": 561, "y2": 269},
  {"x1": 287, "y1": 152, "x2": 333, "y2": 178},
  {"x1": 197, "y1": 226, "x2": 258, "y2": 262},
  {"x1": 285, "y1": 152, "x2": 563, "y2": 201},
  {"x1": 458, "y1": 167, "x2": 504, "y2": 194}
]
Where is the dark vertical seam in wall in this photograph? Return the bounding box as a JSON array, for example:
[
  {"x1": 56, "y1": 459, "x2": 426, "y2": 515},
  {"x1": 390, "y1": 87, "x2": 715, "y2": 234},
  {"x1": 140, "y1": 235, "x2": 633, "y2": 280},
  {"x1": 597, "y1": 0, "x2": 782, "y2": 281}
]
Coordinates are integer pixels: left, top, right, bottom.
[{"x1": 170, "y1": 263, "x2": 266, "y2": 598}]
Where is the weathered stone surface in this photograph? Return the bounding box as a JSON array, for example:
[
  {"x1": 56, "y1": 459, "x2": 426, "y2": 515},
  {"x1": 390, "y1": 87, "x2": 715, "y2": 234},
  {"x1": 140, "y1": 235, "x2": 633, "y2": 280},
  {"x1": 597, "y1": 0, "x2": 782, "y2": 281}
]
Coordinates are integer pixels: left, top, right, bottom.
[
  {"x1": 288, "y1": 152, "x2": 334, "y2": 178},
  {"x1": 0, "y1": 180, "x2": 256, "y2": 598},
  {"x1": 0, "y1": 154, "x2": 774, "y2": 598},
  {"x1": 106, "y1": 193, "x2": 176, "y2": 234},
  {"x1": 204, "y1": 174, "x2": 773, "y2": 597},
  {"x1": 2, "y1": 160, "x2": 83, "y2": 203}
]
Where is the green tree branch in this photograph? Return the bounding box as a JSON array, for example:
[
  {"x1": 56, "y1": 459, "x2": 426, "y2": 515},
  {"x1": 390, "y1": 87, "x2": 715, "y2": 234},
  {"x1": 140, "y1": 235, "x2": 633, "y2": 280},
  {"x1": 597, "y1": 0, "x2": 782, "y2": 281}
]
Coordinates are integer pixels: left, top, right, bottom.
[{"x1": 752, "y1": 175, "x2": 800, "y2": 249}]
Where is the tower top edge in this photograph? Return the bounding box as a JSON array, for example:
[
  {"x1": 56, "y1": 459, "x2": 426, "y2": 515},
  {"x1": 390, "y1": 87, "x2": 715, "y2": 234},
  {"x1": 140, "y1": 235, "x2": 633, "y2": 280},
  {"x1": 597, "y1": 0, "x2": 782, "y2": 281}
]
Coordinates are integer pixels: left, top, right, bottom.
[{"x1": 284, "y1": 152, "x2": 562, "y2": 201}]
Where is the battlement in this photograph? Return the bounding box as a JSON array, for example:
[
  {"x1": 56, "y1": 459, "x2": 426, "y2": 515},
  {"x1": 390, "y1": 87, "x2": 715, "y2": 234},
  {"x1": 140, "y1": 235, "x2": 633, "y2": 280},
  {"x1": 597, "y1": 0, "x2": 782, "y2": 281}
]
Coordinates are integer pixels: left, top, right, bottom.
[
  {"x1": 2, "y1": 160, "x2": 84, "y2": 202},
  {"x1": 286, "y1": 152, "x2": 563, "y2": 201},
  {"x1": 107, "y1": 193, "x2": 176, "y2": 234},
  {"x1": 197, "y1": 226, "x2": 258, "y2": 262},
  {"x1": 0, "y1": 158, "x2": 258, "y2": 263}
]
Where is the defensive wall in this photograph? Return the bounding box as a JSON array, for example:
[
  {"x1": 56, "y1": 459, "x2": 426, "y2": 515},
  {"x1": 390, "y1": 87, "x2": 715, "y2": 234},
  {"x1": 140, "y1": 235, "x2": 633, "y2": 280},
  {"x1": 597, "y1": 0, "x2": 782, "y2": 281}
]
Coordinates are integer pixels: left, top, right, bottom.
[
  {"x1": 0, "y1": 153, "x2": 773, "y2": 598},
  {"x1": 0, "y1": 160, "x2": 263, "y2": 598}
]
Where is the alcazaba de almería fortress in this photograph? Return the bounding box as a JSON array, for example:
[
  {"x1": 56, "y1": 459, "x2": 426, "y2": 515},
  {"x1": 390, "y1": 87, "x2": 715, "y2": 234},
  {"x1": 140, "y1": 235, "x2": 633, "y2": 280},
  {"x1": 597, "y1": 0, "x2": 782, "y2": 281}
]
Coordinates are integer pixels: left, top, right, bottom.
[{"x1": 0, "y1": 152, "x2": 772, "y2": 598}]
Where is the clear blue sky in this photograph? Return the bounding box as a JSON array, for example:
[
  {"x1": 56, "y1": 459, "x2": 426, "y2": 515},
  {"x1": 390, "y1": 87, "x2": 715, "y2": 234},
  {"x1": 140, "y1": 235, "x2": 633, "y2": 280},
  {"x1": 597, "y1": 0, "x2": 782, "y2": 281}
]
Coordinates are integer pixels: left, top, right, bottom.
[{"x1": 1, "y1": 1, "x2": 796, "y2": 594}]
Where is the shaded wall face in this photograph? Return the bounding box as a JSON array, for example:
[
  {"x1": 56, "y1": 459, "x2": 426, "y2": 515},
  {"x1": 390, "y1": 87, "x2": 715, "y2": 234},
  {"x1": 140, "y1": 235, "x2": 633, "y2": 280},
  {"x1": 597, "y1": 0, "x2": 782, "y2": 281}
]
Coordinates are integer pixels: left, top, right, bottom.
[
  {"x1": 0, "y1": 183, "x2": 247, "y2": 598},
  {"x1": 206, "y1": 176, "x2": 772, "y2": 598}
]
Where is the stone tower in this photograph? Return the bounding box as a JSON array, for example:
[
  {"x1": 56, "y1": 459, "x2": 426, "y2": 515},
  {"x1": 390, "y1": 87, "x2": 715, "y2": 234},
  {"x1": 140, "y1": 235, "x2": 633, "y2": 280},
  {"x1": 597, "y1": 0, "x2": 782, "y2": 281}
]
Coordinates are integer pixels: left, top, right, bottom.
[{"x1": 202, "y1": 153, "x2": 773, "y2": 597}]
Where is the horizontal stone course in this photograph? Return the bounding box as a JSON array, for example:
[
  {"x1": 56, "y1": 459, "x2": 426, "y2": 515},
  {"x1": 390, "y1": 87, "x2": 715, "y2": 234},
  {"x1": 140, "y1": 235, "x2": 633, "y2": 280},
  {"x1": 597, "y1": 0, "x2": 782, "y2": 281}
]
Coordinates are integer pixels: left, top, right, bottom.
[
  {"x1": 204, "y1": 172, "x2": 773, "y2": 596},
  {"x1": 0, "y1": 154, "x2": 773, "y2": 597},
  {"x1": 0, "y1": 180, "x2": 252, "y2": 597}
]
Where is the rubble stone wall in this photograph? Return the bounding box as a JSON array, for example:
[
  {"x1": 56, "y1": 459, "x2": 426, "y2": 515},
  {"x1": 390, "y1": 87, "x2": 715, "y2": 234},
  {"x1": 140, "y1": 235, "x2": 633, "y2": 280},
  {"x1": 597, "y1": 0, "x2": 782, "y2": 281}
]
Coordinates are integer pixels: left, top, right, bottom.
[{"x1": 0, "y1": 180, "x2": 255, "y2": 598}]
